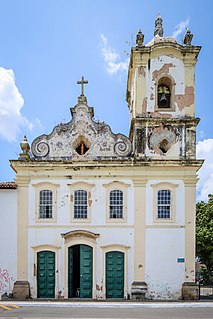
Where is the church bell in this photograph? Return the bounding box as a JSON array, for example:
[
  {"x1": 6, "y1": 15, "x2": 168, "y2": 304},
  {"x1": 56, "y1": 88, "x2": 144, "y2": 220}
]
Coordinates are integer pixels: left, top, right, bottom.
[
  {"x1": 158, "y1": 84, "x2": 170, "y2": 108},
  {"x1": 159, "y1": 92, "x2": 168, "y2": 106}
]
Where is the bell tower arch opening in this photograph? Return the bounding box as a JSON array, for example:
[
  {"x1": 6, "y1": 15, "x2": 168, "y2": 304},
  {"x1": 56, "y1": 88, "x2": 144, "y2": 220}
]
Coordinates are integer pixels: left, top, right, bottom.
[{"x1": 157, "y1": 76, "x2": 173, "y2": 109}]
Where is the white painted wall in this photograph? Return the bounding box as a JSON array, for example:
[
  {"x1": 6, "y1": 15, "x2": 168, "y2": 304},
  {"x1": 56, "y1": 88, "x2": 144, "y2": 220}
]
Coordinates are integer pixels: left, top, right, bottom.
[
  {"x1": 28, "y1": 179, "x2": 134, "y2": 225},
  {"x1": 145, "y1": 228, "x2": 185, "y2": 299},
  {"x1": 0, "y1": 189, "x2": 17, "y2": 297},
  {"x1": 26, "y1": 176, "x2": 186, "y2": 299},
  {"x1": 145, "y1": 179, "x2": 185, "y2": 299},
  {"x1": 27, "y1": 178, "x2": 135, "y2": 298}
]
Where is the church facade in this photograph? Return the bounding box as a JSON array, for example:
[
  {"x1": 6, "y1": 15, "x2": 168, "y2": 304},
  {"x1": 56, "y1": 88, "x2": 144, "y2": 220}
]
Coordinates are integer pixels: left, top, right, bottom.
[{"x1": 0, "y1": 16, "x2": 202, "y2": 300}]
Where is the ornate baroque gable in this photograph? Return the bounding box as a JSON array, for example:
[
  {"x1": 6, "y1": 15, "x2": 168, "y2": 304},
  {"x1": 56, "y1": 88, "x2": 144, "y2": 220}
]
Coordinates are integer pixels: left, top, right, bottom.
[{"x1": 31, "y1": 102, "x2": 131, "y2": 160}]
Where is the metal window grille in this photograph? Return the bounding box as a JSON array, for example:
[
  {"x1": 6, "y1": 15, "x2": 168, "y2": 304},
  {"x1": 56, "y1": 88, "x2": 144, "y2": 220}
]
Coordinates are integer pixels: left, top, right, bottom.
[
  {"x1": 157, "y1": 189, "x2": 171, "y2": 219},
  {"x1": 39, "y1": 190, "x2": 53, "y2": 218},
  {"x1": 74, "y1": 190, "x2": 88, "y2": 219},
  {"x1": 110, "y1": 190, "x2": 123, "y2": 219}
]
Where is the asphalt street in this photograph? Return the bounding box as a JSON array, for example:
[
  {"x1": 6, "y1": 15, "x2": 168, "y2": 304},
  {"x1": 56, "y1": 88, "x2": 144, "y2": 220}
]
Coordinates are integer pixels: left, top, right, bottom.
[{"x1": 0, "y1": 301, "x2": 213, "y2": 319}]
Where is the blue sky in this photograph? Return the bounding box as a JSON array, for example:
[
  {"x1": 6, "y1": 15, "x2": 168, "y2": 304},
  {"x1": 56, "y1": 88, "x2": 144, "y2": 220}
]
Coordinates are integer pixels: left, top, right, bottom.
[{"x1": 0, "y1": 0, "x2": 212, "y2": 201}]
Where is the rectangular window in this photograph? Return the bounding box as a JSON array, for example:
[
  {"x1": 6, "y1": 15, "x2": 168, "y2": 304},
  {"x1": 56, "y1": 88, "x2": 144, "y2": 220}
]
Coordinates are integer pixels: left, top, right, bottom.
[
  {"x1": 74, "y1": 190, "x2": 88, "y2": 219},
  {"x1": 157, "y1": 190, "x2": 171, "y2": 219},
  {"x1": 39, "y1": 190, "x2": 53, "y2": 218},
  {"x1": 110, "y1": 190, "x2": 123, "y2": 218}
]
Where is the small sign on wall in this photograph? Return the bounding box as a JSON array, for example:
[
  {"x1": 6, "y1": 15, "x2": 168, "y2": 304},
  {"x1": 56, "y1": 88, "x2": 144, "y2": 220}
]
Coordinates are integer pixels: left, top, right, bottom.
[{"x1": 177, "y1": 258, "x2": 185, "y2": 263}]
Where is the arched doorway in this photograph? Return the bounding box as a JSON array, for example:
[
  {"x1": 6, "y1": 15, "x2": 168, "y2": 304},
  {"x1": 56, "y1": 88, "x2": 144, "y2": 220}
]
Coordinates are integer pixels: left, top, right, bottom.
[{"x1": 68, "y1": 244, "x2": 93, "y2": 298}]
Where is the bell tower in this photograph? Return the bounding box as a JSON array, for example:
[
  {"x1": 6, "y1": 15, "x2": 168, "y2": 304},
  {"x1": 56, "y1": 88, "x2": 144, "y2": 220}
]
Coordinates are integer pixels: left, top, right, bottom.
[{"x1": 126, "y1": 14, "x2": 201, "y2": 159}]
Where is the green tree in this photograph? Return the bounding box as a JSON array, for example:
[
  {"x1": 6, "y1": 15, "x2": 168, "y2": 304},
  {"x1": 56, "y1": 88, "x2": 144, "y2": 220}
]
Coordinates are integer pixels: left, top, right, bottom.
[{"x1": 196, "y1": 194, "x2": 213, "y2": 282}]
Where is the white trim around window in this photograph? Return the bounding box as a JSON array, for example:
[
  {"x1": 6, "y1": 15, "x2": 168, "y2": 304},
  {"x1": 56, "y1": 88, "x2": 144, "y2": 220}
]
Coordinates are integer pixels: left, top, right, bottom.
[
  {"x1": 33, "y1": 182, "x2": 59, "y2": 223},
  {"x1": 103, "y1": 181, "x2": 130, "y2": 223},
  {"x1": 151, "y1": 182, "x2": 178, "y2": 223},
  {"x1": 68, "y1": 182, "x2": 95, "y2": 223}
]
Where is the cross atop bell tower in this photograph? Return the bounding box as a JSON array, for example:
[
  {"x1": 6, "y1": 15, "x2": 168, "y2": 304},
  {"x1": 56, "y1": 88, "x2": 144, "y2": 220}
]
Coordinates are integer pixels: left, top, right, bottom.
[{"x1": 77, "y1": 76, "x2": 88, "y2": 103}]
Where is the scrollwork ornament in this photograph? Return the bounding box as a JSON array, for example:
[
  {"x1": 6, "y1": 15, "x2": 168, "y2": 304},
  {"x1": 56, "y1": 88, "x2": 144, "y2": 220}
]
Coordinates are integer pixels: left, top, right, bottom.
[
  {"x1": 114, "y1": 139, "x2": 131, "y2": 157},
  {"x1": 33, "y1": 141, "x2": 49, "y2": 157}
]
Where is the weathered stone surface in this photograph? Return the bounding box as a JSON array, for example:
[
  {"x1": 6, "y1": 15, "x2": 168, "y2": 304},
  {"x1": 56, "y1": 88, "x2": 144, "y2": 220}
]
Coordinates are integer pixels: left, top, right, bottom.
[
  {"x1": 182, "y1": 282, "x2": 199, "y2": 300},
  {"x1": 131, "y1": 281, "x2": 148, "y2": 300},
  {"x1": 31, "y1": 102, "x2": 132, "y2": 160},
  {"x1": 149, "y1": 125, "x2": 177, "y2": 154},
  {"x1": 13, "y1": 281, "x2": 30, "y2": 300},
  {"x1": 131, "y1": 117, "x2": 199, "y2": 159}
]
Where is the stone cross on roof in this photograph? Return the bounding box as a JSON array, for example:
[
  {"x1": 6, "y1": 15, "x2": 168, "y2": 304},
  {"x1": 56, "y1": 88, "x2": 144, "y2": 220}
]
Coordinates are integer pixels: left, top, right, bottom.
[
  {"x1": 77, "y1": 76, "x2": 88, "y2": 103},
  {"x1": 77, "y1": 76, "x2": 88, "y2": 96}
]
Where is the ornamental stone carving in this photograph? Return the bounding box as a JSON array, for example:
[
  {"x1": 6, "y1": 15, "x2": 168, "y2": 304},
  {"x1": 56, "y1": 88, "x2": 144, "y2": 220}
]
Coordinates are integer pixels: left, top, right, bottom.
[
  {"x1": 19, "y1": 135, "x2": 31, "y2": 160},
  {"x1": 32, "y1": 140, "x2": 50, "y2": 157},
  {"x1": 31, "y1": 102, "x2": 132, "y2": 160},
  {"x1": 183, "y1": 29, "x2": 193, "y2": 46},
  {"x1": 148, "y1": 125, "x2": 178, "y2": 154}
]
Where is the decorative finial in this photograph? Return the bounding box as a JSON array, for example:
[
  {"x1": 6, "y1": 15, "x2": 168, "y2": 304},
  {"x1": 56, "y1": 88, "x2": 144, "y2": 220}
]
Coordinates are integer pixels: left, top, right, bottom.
[
  {"x1": 19, "y1": 135, "x2": 30, "y2": 160},
  {"x1": 77, "y1": 76, "x2": 88, "y2": 103},
  {"x1": 183, "y1": 28, "x2": 193, "y2": 45},
  {"x1": 136, "y1": 29, "x2": 144, "y2": 48},
  {"x1": 154, "y1": 13, "x2": 164, "y2": 37}
]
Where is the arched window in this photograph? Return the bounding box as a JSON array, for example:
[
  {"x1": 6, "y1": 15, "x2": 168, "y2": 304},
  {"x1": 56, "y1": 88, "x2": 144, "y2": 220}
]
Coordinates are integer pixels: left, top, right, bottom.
[
  {"x1": 157, "y1": 189, "x2": 171, "y2": 219},
  {"x1": 74, "y1": 190, "x2": 88, "y2": 219},
  {"x1": 39, "y1": 190, "x2": 53, "y2": 218},
  {"x1": 157, "y1": 76, "x2": 172, "y2": 109},
  {"x1": 110, "y1": 190, "x2": 123, "y2": 219}
]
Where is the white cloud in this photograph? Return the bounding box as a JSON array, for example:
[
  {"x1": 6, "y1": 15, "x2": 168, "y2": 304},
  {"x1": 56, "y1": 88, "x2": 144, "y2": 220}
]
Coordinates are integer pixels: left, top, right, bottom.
[
  {"x1": 34, "y1": 118, "x2": 43, "y2": 130},
  {"x1": 100, "y1": 34, "x2": 129, "y2": 75},
  {"x1": 0, "y1": 67, "x2": 33, "y2": 142},
  {"x1": 172, "y1": 19, "x2": 189, "y2": 39},
  {"x1": 196, "y1": 139, "x2": 213, "y2": 202}
]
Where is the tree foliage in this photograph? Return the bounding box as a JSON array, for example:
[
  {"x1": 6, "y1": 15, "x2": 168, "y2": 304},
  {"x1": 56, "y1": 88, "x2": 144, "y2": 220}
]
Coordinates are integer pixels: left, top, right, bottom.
[{"x1": 196, "y1": 194, "x2": 213, "y2": 282}]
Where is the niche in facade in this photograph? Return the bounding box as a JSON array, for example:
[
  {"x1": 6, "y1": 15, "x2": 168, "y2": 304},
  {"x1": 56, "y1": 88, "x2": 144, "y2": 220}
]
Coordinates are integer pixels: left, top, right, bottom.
[
  {"x1": 158, "y1": 139, "x2": 170, "y2": 153},
  {"x1": 76, "y1": 141, "x2": 89, "y2": 155},
  {"x1": 73, "y1": 136, "x2": 91, "y2": 156}
]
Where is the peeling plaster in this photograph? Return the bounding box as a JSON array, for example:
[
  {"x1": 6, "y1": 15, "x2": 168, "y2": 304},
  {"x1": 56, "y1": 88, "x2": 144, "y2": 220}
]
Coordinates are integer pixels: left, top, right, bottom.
[
  {"x1": 175, "y1": 86, "x2": 194, "y2": 110},
  {"x1": 147, "y1": 124, "x2": 178, "y2": 156},
  {"x1": 152, "y1": 63, "x2": 175, "y2": 81},
  {"x1": 142, "y1": 97, "x2": 147, "y2": 113},
  {"x1": 96, "y1": 283, "x2": 104, "y2": 299},
  {"x1": 145, "y1": 275, "x2": 182, "y2": 300},
  {"x1": 96, "y1": 284, "x2": 103, "y2": 291},
  {"x1": 138, "y1": 66, "x2": 146, "y2": 77},
  {"x1": 150, "y1": 112, "x2": 172, "y2": 118}
]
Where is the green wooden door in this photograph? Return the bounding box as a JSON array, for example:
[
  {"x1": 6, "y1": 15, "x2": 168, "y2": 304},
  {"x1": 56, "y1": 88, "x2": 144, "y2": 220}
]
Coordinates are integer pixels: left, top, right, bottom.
[
  {"x1": 80, "y1": 245, "x2": 93, "y2": 298},
  {"x1": 68, "y1": 245, "x2": 93, "y2": 298},
  {"x1": 37, "y1": 251, "x2": 55, "y2": 298},
  {"x1": 106, "y1": 251, "x2": 124, "y2": 298}
]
